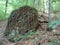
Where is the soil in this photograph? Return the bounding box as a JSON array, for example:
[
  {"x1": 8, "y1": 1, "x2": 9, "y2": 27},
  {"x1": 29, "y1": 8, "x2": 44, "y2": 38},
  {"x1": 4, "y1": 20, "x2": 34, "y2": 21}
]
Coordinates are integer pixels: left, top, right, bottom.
[{"x1": 0, "y1": 20, "x2": 60, "y2": 45}]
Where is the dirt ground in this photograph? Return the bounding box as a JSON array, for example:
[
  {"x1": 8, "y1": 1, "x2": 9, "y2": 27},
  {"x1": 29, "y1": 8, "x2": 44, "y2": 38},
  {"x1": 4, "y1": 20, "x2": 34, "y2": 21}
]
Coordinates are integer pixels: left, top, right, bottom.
[
  {"x1": 0, "y1": 20, "x2": 60, "y2": 45},
  {"x1": 0, "y1": 21, "x2": 7, "y2": 37}
]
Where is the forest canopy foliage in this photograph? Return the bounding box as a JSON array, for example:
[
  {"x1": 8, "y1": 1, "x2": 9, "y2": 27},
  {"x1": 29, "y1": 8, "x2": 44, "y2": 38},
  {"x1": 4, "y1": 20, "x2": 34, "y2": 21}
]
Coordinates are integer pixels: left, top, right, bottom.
[{"x1": 0, "y1": 0, "x2": 60, "y2": 20}]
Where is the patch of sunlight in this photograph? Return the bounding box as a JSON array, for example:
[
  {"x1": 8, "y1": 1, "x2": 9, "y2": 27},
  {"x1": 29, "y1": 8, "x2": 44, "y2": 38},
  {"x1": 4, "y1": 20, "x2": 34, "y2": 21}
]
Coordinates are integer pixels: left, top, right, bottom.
[
  {"x1": 0, "y1": 1, "x2": 6, "y2": 5},
  {"x1": 7, "y1": 6, "x2": 14, "y2": 14}
]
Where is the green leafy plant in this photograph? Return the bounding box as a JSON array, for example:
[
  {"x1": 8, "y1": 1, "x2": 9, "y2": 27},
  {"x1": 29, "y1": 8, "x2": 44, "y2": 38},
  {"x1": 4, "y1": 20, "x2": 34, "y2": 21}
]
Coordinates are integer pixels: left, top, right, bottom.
[{"x1": 49, "y1": 20, "x2": 60, "y2": 29}]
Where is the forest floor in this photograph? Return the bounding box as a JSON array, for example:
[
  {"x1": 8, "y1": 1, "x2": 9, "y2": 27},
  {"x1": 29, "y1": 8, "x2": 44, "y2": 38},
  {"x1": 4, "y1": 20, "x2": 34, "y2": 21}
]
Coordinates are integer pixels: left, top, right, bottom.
[{"x1": 0, "y1": 20, "x2": 60, "y2": 45}]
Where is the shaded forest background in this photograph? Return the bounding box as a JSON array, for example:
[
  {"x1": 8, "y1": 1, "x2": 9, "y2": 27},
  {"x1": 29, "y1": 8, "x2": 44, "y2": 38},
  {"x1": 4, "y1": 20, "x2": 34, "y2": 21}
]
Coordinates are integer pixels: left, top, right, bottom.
[{"x1": 0, "y1": 0, "x2": 60, "y2": 20}]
